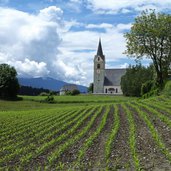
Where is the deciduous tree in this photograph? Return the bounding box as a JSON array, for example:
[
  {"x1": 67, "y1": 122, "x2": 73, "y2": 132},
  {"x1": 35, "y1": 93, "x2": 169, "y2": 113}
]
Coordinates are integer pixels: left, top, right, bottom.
[
  {"x1": 124, "y1": 10, "x2": 171, "y2": 87},
  {"x1": 0, "y1": 64, "x2": 19, "y2": 99}
]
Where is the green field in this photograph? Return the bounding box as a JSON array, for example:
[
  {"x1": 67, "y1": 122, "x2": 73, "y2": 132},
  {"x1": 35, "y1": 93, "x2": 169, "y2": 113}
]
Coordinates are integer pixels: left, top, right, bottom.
[{"x1": 0, "y1": 95, "x2": 171, "y2": 170}]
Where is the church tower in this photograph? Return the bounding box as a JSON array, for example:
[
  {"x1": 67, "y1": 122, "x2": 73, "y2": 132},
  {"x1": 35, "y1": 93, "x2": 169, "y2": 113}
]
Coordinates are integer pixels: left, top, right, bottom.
[{"x1": 93, "y1": 38, "x2": 105, "y2": 93}]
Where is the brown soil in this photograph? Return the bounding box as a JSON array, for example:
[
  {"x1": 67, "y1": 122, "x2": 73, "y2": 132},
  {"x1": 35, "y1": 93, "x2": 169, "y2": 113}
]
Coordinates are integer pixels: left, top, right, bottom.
[
  {"x1": 54, "y1": 106, "x2": 106, "y2": 169},
  {"x1": 79, "y1": 105, "x2": 114, "y2": 169},
  {"x1": 108, "y1": 104, "x2": 133, "y2": 170},
  {"x1": 2, "y1": 102, "x2": 171, "y2": 171},
  {"x1": 25, "y1": 107, "x2": 96, "y2": 168},
  {"x1": 128, "y1": 104, "x2": 171, "y2": 170},
  {"x1": 141, "y1": 105, "x2": 171, "y2": 153},
  {"x1": 143, "y1": 102, "x2": 171, "y2": 119}
]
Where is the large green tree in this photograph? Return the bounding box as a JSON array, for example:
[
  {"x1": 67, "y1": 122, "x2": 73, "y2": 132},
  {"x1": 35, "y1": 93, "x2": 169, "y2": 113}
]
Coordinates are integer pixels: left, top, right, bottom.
[
  {"x1": 124, "y1": 10, "x2": 171, "y2": 87},
  {"x1": 121, "y1": 64, "x2": 154, "y2": 97},
  {"x1": 0, "y1": 64, "x2": 20, "y2": 99}
]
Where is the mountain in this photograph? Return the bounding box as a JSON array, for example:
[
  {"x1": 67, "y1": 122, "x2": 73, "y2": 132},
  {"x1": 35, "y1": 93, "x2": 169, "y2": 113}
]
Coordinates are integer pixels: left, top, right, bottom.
[{"x1": 18, "y1": 77, "x2": 87, "y2": 93}]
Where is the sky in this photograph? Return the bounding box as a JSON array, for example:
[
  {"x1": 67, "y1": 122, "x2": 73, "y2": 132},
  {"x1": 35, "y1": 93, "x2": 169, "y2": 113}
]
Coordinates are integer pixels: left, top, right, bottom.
[{"x1": 0, "y1": 0, "x2": 171, "y2": 86}]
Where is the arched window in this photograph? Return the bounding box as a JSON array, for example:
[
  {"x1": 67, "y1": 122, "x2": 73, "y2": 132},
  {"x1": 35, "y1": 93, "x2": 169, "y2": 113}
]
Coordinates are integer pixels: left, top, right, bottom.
[
  {"x1": 98, "y1": 57, "x2": 100, "y2": 61},
  {"x1": 97, "y1": 64, "x2": 100, "y2": 69}
]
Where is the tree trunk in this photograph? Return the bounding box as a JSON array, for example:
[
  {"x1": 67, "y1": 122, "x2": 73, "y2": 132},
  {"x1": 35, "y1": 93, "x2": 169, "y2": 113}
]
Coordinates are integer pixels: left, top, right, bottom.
[{"x1": 156, "y1": 70, "x2": 164, "y2": 87}]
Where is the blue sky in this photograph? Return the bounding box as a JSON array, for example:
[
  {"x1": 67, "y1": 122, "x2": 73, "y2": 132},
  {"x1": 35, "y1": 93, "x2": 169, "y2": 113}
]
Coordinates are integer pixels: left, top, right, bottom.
[{"x1": 0, "y1": 0, "x2": 171, "y2": 85}]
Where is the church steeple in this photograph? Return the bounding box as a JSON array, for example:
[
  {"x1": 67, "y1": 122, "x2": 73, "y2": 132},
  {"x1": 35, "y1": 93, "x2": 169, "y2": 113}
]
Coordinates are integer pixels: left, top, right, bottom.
[
  {"x1": 97, "y1": 38, "x2": 103, "y2": 56},
  {"x1": 94, "y1": 38, "x2": 105, "y2": 94}
]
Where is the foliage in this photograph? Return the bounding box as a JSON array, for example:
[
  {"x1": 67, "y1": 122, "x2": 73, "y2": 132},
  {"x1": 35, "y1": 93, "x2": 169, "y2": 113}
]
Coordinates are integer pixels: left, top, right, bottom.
[
  {"x1": 124, "y1": 10, "x2": 171, "y2": 87},
  {"x1": 88, "y1": 83, "x2": 94, "y2": 93},
  {"x1": 0, "y1": 64, "x2": 19, "y2": 99},
  {"x1": 121, "y1": 64, "x2": 154, "y2": 97},
  {"x1": 163, "y1": 80, "x2": 171, "y2": 96},
  {"x1": 19, "y1": 86, "x2": 50, "y2": 96},
  {"x1": 39, "y1": 92, "x2": 49, "y2": 96},
  {"x1": 44, "y1": 94, "x2": 55, "y2": 103},
  {"x1": 71, "y1": 89, "x2": 80, "y2": 95},
  {"x1": 65, "y1": 89, "x2": 80, "y2": 96},
  {"x1": 141, "y1": 80, "x2": 154, "y2": 96},
  {"x1": 141, "y1": 88, "x2": 159, "y2": 99}
]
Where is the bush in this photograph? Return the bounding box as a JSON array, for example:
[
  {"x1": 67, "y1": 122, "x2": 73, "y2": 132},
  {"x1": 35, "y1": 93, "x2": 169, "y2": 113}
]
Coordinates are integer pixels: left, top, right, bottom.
[
  {"x1": 141, "y1": 80, "x2": 155, "y2": 96},
  {"x1": 65, "y1": 89, "x2": 80, "y2": 96},
  {"x1": 39, "y1": 92, "x2": 49, "y2": 96},
  {"x1": 44, "y1": 95, "x2": 55, "y2": 103},
  {"x1": 163, "y1": 81, "x2": 171, "y2": 96},
  {"x1": 121, "y1": 64, "x2": 154, "y2": 97},
  {"x1": 71, "y1": 89, "x2": 80, "y2": 96},
  {"x1": 142, "y1": 88, "x2": 160, "y2": 99}
]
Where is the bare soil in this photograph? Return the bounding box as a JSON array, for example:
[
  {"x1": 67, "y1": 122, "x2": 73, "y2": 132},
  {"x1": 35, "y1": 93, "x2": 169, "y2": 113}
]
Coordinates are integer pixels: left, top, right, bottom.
[
  {"x1": 108, "y1": 104, "x2": 133, "y2": 170},
  {"x1": 128, "y1": 104, "x2": 171, "y2": 170}
]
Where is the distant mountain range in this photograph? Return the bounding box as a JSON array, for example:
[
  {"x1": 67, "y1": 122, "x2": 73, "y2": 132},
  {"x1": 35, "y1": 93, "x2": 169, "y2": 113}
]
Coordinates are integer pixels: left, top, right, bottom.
[{"x1": 18, "y1": 77, "x2": 87, "y2": 93}]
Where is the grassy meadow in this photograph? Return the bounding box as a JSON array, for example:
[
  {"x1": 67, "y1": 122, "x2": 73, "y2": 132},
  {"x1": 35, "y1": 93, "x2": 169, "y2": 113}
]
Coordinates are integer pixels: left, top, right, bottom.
[{"x1": 0, "y1": 95, "x2": 171, "y2": 170}]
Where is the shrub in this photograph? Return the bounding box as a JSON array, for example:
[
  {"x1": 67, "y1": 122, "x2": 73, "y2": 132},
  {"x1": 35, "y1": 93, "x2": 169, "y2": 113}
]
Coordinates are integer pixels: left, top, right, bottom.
[
  {"x1": 141, "y1": 80, "x2": 155, "y2": 96},
  {"x1": 40, "y1": 92, "x2": 49, "y2": 96},
  {"x1": 142, "y1": 88, "x2": 160, "y2": 99},
  {"x1": 64, "y1": 89, "x2": 80, "y2": 96},
  {"x1": 71, "y1": 89, "x2": 80, "y2": 96},
  {"x1": 163, "y1": 81, "x2": 171, "y2": 96},
  {"x1": 44, "y1": 95, "x2": 55, "y2": 103}
]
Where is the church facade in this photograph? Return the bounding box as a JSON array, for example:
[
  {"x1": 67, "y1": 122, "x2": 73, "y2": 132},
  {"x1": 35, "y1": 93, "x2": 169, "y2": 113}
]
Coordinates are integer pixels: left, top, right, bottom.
[{"x1": 93, "y1": 39, "x2": 126, "y2": 94}]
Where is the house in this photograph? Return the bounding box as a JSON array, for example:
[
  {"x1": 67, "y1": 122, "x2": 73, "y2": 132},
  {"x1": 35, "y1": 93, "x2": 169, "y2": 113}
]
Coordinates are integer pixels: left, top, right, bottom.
[
  {"x1": 93, "y1": 39, "x2": 126, "y2": 94},
  {"x1": 60, "y1": 84, "x2": 78, "y2": 95}
]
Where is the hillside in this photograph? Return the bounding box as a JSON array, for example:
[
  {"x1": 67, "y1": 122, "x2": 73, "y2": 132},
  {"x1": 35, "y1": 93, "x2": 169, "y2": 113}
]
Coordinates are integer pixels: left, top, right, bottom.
[{"x1": 18, "y1": 77, "x2": 87, "y2": 93}]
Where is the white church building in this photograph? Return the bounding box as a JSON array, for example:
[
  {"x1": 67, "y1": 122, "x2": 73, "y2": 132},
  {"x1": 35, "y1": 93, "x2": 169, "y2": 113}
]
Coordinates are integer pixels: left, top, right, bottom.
[{"x1": 93, "y1": 39, "x2": 126, "y2": 94}]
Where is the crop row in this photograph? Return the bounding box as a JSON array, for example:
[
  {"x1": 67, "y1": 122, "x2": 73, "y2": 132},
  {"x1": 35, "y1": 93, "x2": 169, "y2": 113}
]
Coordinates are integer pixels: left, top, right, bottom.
[{"x1": 0, "y1": 98, "x2": 171, "y2": 170}]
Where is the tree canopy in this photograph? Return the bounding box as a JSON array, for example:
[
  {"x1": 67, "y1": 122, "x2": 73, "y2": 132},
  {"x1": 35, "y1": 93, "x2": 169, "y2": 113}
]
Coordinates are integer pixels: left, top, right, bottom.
[
  {"x1": 124, "y1": 10, "x2": 171, "y2": 87},
  {"x1": 88, "y1": 83, "x2": 93, "y2": 93},
  {"x1": 121, "y1": 64, "x2": 154, "y2": 97},
  {"x1": 0, "y1": 64, "x2": 19, "y2": 99}
]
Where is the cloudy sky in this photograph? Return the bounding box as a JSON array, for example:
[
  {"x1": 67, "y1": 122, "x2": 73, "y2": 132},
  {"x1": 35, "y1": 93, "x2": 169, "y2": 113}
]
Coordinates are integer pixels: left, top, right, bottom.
[{"x1": 0, "y1": 0, "x2": 171, "y2": 86}]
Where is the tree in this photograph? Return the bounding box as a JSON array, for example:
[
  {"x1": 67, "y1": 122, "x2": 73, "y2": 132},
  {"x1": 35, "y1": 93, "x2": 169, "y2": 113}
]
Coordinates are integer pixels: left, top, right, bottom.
[
  {"x1": 71, "y1": 89, "x2": 80, "y2": 95},
  {"x1": 0, "y1": 64, "x2": 20, "y2": 99},
  {"x1": 124, "y1": 10, "x2": 171, "y2": 87},
  {"x1": 88, "y1": 83, "x2": 94, "y2": 93},
  {"x1": 121, "y1": 64, "x2": 154, "y2": 97}
]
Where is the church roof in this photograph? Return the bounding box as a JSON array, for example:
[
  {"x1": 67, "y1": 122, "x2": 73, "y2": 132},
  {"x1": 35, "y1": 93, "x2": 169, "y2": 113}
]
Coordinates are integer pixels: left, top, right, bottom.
[
  {"x1": 96, "y1": 38, "x2": 105, "y2": 60},
  {"x1": 104, "y1": 69, "x2": 126, "y2": 86}
]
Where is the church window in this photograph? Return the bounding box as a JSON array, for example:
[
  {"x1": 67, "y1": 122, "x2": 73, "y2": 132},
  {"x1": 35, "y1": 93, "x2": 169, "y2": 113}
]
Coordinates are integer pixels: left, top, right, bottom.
[
  {"x1": 105, "y1": 88, "x2": 107, "y2": 93},
  {"x1": 98, "y1": 57, "x2": 100, "y2": 61},
  {"x1": 97, "y1": 64, "x2": 100, "y2": 69},
  {"x1": 116, "y1": 88, "x2": 118, "y2": 93}
]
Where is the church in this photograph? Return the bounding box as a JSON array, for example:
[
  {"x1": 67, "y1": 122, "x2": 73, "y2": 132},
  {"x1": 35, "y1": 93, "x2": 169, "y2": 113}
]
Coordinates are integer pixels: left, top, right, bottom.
[{"x1": 93, "y1": 39, "x2": 126, "y2": 94}]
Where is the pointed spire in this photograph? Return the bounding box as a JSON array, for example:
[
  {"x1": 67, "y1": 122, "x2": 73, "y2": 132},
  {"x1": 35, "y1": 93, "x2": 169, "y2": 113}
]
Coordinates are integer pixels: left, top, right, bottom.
[{"x1": 97, "y1": 38, "x2": 103, "y2": 56}]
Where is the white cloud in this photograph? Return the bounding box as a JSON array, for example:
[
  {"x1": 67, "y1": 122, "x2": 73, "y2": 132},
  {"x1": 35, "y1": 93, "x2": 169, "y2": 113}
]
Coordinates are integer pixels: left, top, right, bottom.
[
  {"x1": 0, "y1": 6, "x2": 94, "y2": 86},
  {"x1": 0, "y1": 6, "x2": 135, "y2": 86},
  {"x1": 57, "y1": 22, "x2": 133, "y2": 85},
  {"x1": 119, "y1": 63, "x2": 129, "y2": 68},
  {"x1": 85, "y1": 0, "x2": 171, "y2": 14},
  {"x1": 11, "y1": 59, "x2": 50, "y2": 77}
]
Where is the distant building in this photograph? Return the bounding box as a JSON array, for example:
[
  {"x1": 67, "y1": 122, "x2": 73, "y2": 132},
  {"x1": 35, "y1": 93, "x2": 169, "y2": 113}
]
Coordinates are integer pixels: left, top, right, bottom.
[
  {"x1": 60, "y1": 84, "x2": 78, "y2": 95},
  {"x1": 93, "y1": 39, "x2": 126, "y2": 94}
]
